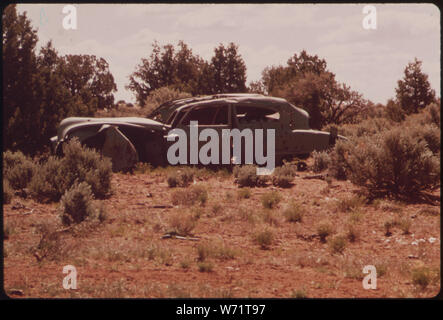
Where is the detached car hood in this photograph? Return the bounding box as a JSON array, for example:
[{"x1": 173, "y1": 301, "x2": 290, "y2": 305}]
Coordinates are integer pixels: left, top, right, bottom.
[{"x1": 57, "y1": 117, "x2": 168, "y2": 140}]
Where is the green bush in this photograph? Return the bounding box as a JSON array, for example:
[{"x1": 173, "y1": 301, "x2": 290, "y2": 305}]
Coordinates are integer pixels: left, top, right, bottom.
[
  {"x1": 345, "y1": 128, "x2": 440, "y2": 197},
  {"x1": 59, "y1": 182, "x2": 96, "y2": 226},
  {"x1": 3, "y1": 150, "x2": 36, "y2": 189},
  {"x1": 312, "y1": 150, "x2": 330, "y2": 173},
  {"x1": 234, "y1": 165, "x2": 268, "y2": 187},
  {"x1": 29, "y1": 139, "x2": 113, "y2": 202},
  {"x1": 328, "y1": 139, "x2": 352, "y2": 180}
]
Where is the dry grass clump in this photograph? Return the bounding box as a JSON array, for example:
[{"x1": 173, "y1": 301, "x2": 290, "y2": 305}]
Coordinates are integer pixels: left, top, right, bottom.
[
  {"x1": 271, "y1": 164, "x2": 296, "y2": 188},
  {"x1": 317, "y1": 221, "x2": 334, "y2": 242},
  {"x1": 261, "y1": 191, "x2": 282, "y2": 209},
  {"x1": 282, "y1": 201, "x2": 304, "y2": 223},
  {"x1": 167, "y1": 168, "x2": 195, "y2": 187},
  {"x1": 3, "y1": 150, "x2": 37, "y2": 190},
  {"x1": 29, "y1": 139, "x2": 113, "y2": 202},
  {"x1": 167, "y1": 212, "x2": 197, "y2": 236},
  {"x1": 171, "y1": 185, "x2": 208, "y2": 206},
  {"x1": 234, "y1": 165, "x2": 268, "y2": 187},
  {"x1": 254, "y1": 228, "x2": 275, "y2": 249},
  {"x1": 312, "y1": 150, "x2": 331, "y2": 173},
  {"x1": 329, "y1": 235, "x2": 347, "y2": 254},
  {"x1": 237, "y1": 188, "x2": 251, "y2": 199}
]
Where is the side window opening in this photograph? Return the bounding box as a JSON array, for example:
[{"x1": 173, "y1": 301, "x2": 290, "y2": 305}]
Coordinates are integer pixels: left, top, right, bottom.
[
  {"x1": 213, "y1": 105, "x2": 229, "y2": 125},
  {"x1": 180, "y1": 107, "x2": 214, "y2": 125},
  {"x1": 179, "y1": 105, "x2": 229, "y2": 126},
  {"x1": 235, "y1": 106, "x2": 280, "y2": 124}
]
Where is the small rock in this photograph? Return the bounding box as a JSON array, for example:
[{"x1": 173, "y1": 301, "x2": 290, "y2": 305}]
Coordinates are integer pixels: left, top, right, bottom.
[
  {"x1": 408, "y1": 255, "x2": 419, "y2": 259},
  {"x1": 146, "y1": 193, "x2": 153, "y2": 198}
]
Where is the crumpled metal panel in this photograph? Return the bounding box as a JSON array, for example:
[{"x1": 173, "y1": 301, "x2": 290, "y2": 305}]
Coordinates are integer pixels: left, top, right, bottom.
[{"x1": 101, "y1": 126, "x2": 138, "y2": 172}]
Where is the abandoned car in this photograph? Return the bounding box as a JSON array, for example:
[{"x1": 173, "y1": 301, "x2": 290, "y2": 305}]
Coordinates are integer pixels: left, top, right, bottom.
[{"x1": 51, "y1": 94, "x2": 345, "y2": 171}]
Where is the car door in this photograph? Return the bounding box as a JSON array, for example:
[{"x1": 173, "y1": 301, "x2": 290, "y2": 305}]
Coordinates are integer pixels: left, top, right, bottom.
[
  {"x1": 174, "y1": 102, "x2": 231, "y2": 165},
  {"x1": 232, "y1": 104, "x2": 283, "y2": 165}
]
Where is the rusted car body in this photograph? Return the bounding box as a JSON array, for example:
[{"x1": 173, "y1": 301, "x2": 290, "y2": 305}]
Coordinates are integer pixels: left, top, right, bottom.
[{"x1": 51, "y1": 94, "x2": 344, "y2": 171}]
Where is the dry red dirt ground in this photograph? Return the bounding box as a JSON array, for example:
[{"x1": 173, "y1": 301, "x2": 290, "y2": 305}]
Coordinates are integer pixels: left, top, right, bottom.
[{"x1": 3, "y1": 161, "x2": 441, "y2": 298}]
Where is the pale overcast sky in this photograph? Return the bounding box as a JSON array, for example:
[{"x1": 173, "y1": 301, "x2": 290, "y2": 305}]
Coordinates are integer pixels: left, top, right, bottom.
[{"x1": 17, "y1": 3, "x2": 440, "y2": 104}]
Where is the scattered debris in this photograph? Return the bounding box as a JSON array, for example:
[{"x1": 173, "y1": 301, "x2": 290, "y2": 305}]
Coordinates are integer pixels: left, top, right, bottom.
[
  {"x1": 428, "y1": 237, "x2": 437, "y2": 244},
  {"x1": 8, "y1": 289, "x2": 24, "y2": 296},
  {"x1": 162, "y1": 233, "x2": 199, "y2": 241},
  {"x1": 149, "y1": 205, "x2": 174, "y2": 209}
]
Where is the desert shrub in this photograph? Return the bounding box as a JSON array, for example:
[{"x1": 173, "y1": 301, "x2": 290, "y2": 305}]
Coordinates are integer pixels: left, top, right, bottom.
[
  {"x1": 171, "y1": 185, "x2": 208, "y2": 206},
  {"x1": 317, "y1": 221, "x2": 334, "y2": 242},
  {"x1": 197, "y1": 243, "x2": 213, "y2": 262},
  {"x1": 283, "y1": 201, "x2": 304, "y2": 223},
  {"x1": 59, "y1": 182, "x2": 96, "y2": 226},
  {"x1": 328, "y1": 139, "x2": 352, "y2": 180},
  {"x1": 345, "y1": 128, "x2": 440, "y2": 197},
  {"x1": 425, "y1": 102, "x2": 441, "y2": 127},
  {"x1": 384, "y1": 99, "x2": 405, "y2": 122},
  {"x1": 61, "y1": 139, "x2": 113, "y2": 198},
  {"x1": 29, "y1": 156, "x2": 64, "y2": 201},
  {"x1": 261, "y1": 191, "x2": 282, "y2": 209},
  {"x1": 398, "y1": 217, "x2": 412, "y2": 234},
  {"x1": 329, "y1": 235, "x2": 347, "y2": 254},
  {"x1": 3, "y1": 150, "x2": 36, "y2": 189},
  {"x1": 262, "y1": 209, "x2": 280, "y2": 226},
  {"x1": 29, "y1": 139, "x2": 113, "y2": 202},
  {"x1": 237, "y1": 188, "x2": 251, "y2": 199},
  {"x1": 383, "y1": 219, "x2": 396, "y2": 236},
  {"x1": 404, "y1": 102, "x2": 441, "y2": 128},
  {"x1": 198, "y1": 261, "x2": 214, "y2": 273},
  {"x1": 254, "y1": 228, "x2": 274, "y2": 249},
  {"x1": 234, "y1": 165, "x2": 268, "y2": 187},
  {"x1": 346, "y1": 223, "x2": 359, "y2": 242},
  {"x1": 3, "y1": 180, "x2": 13, "y2": 204},
  {"x1": 34, "y1": 223, "x2": 67, "y2": 262},
  {"x1": 210, "y1": 203, "x2": 223, "y2": 216},
  {"x1": 167, "y1": 168, "x2": 194, "y2": 188},
  {"x1": 412, "y1": 124, "x2": 440, "y2": 155},
  {"x1": 312, "y1": 150, "x2": 330, "y2": 173},
  {"x1": 412, "y1": 267, "x2": 431, "y2": 289},
  {"x1": 271, "y1": 164, "x2": 296, "y2": 188},
  {"x1": 168, "y1": 212, "x2": 196, "y2": 236},
  {"x1": 336, "y1": 195, "x2": 366, "y2": 212}
]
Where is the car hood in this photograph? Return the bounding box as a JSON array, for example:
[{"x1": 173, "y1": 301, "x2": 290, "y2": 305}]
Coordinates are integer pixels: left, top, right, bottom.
[{"x1": 57, "y1": 117, "x2": 168, "y2": 140}]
